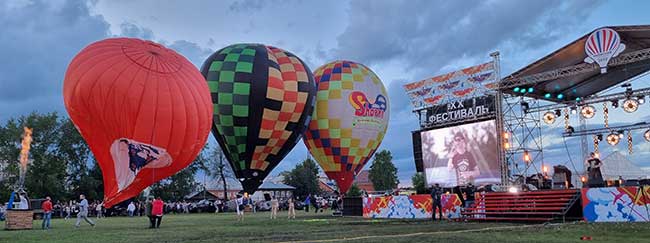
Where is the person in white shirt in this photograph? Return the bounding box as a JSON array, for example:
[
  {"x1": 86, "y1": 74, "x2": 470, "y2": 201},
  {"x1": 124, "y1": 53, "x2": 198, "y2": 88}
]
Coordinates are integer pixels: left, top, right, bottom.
[
  {"x1": 127, "y1": 202, "x2": 136, "y2": 217},
  {"x1": 96, "y1": 202, "x2": 103, "y2": 218},
  {"x1": 236, "y1": 195, "x2": 244, "y2": 222},
  {"x1": 270, "y1": 196, "x2": 279, "y2": 219}
]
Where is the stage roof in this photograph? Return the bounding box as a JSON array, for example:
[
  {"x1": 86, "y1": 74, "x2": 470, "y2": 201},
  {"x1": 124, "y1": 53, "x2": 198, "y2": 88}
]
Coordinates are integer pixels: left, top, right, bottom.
[{"x1": 502, "y1": 25, "x2": 650, "y2": 101}]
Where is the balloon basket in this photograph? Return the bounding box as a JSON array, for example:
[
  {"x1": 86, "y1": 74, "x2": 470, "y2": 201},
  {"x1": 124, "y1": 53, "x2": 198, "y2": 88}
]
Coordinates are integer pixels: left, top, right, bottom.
[{"x1": 4, "y1": 209, "x2": 33, "y2": 230}]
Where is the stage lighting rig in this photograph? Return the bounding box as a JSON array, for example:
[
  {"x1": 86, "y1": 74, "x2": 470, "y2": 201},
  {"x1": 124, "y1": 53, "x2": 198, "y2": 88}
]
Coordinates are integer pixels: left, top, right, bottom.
[
  {"x1": 607, "y1": 133, "x2": 620, "y2": 146},
  {"x1": 570, "y1": 106, "x2": 578, "y2": 115},
  {"x1": 638, "y1": 95, "x2": 645, "y2": 104},
  {"x1": 543, "y1": 111, "x2": 556, "y2": 124},
  {"x1": 565, "y1": 126, "x2": 575, "y2": 134},
  {"x1": 645, "y1": 129, "x2": 650, "y2": 142},
  {"x1": 520, "y1": 101, "x2": 530, "y2": 113},
  {"x1": 580, "y1": 105, "x2": 596, "y2": 119},
  {"x1": 611, "y1": 99, "x2": 619, "y2": 108},
  {"x1": 623, "y1": 98, "x2": 639, "y2": 113}
]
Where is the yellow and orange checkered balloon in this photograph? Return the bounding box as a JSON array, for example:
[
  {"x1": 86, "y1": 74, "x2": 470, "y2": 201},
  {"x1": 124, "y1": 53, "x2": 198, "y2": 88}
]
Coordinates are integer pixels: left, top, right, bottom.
[{"x1": 303, "y1": 60, "x2": 389, "y2": 193}]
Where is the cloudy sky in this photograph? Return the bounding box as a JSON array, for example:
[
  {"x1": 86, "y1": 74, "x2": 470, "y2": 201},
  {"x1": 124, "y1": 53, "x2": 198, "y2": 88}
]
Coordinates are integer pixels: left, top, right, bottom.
[{"x1": 2, "y1": 0, "x2": 650, "y2": 186}]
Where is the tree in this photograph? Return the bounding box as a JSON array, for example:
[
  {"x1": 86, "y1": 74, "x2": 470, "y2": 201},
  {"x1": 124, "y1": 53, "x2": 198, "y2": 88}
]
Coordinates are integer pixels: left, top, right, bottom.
[
  {"x1": 199, "y1": 145, "x2": 235, "y2": 200},
  {"x1": 282, "y1": 158, "x2": 321, "y2": 199},
  {"x1": 150, "y1": 161, "x2": 201, "y2": 201},
  {"x1": 347, "y1": 183, "x2": 362, "y2": 197},
  {"x1": 412, "y1": 172, "x2": 426, "y2": 194},
  {"x1": 368, "y1": 150, "x2": 399, "y2": 191}
]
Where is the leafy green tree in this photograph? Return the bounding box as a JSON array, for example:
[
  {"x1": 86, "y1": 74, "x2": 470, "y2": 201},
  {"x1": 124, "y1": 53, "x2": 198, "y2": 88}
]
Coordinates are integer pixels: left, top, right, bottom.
[
  {"x1": 411, "y1": 172, "x2": 426, "y2": 194},
  {"x1": 150, "y1": 149, "x2": 204, "y2": 201},
  {"x1": 347, "y1": 183, "x2": 362, "y2": 197},
  {"x1": 368, "y1": 150, "x2": 399, "y2": 191},
  {"x1": 282, "y1": 158, "x2": 321, "y2": 199}
]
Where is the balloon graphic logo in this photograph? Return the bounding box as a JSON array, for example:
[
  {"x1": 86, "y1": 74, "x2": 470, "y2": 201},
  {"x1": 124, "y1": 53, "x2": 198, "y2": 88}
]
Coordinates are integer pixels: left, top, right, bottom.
[
  {"x1": 303, "y1": 60, "x2": 389, "y2": 194},
  {"x1": 63, "y1": 38, "x2": 213, "y2": 207},
  {"x1": 584, "y1": 28, "x2": 626, "y2": 73},
  {"x1": 201, "y1": 44, "x2": 316, "y2": 193}
]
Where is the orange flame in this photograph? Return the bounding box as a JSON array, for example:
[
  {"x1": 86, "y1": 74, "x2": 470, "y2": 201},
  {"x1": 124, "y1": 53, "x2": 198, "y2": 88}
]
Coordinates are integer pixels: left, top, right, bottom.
[{"x1": 19, "y1": 127, "x2": 33, "y2": 171}]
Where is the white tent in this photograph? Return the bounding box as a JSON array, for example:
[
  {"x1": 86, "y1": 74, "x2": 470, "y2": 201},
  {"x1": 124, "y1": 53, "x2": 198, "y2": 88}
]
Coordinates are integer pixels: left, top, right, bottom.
[{"x1": 600, "y1": 151, "x2": 650, "y2": 180}]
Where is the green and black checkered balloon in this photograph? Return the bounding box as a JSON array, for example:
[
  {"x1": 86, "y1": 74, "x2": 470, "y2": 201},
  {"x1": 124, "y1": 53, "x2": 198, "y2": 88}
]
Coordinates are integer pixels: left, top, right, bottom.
[{"x1": 201, "y1": 44, "x2": 316, "y2": 193}]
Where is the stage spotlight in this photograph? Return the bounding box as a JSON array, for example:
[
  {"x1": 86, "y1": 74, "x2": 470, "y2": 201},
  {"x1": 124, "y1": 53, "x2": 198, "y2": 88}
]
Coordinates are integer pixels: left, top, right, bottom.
[
  {"x1": 576, "y1": 97, "x2": 582, "y2": 102},
  {"x1": 611, "y1": 100, "x2": 619, "y2": 108},
  {"x1": 554, "y1": 109, "x2": 562, "y2": 117},
  {"x1": 520, "y1": 89, "x2": 527, "y2": 94},
  {"x1": 570, "y1": 106, "x2": 578, "y2": 115},
  {"x1": 623, "y1": 98, "x2": 639, "y2": 113},
  {"x1": 521, "y1": 101, "x2": 530, "y2": 113},
  {"x1": 513, "y1": 87, "x2": 520, "y2": 92},
  {"x1": 617, "y1": 130, "x2": 625, "y2": 139},
  {"x1": 544, "y1": 93, "x2": 552, "y2": 99},
  {"x1": 543, "y1": 111, "x2": 556, "y2": 124},
  {"x1": 557, "y1": 94, "x2": 564, "y2": 99},
  {"x1": 580, "y1": 105, "x2": 596, "y2": 119},
  {"x1": 523, "y1": 150, "x2": 531, "y2": 162},
  {"x1": 607, "y1": 133, "x2": 620, "y2": 146},
  {"x1": 528, "y1": 87, "x2": 534, "y2": 93},
  {"x1": 565, "y1": 126, "x2": 575, "y2": 134},
  {"x1": 638, "y1": 95, "x2": 645, "y2": 104},
  {"x1": 645, "y1": 129, "x2": 650, "y2": 142},
  {"x1": 596, "y1": 134, "x2": 603, "y2": 141},
  {"x1": 508, "y1": 187, "x2": 519, "y2": 193}
]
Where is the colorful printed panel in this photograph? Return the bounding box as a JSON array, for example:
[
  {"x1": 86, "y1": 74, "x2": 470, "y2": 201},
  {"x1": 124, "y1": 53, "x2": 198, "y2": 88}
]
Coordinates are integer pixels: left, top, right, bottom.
[
  {"x1": 403, "y1": 61, "x2": 496, "y2": 109},
  {"x1": 581, "y1": 186, "x2": 650, "y2": 222},
  {"x1": 363, "y1": 194, "x2": 462, "y2": 219}
]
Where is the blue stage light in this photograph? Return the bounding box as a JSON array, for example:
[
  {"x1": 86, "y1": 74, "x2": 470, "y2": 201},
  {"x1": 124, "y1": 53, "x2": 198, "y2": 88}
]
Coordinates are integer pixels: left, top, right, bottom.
[
  {"x1": 528, "y1": 87, "x2": 534, "y2": 93},
  {"x1": 544, "y1": 93, "x2": 552, "y2": 99},
  {"x1": 513, "y1": 87, "x2": 520, "y2": 92},
  {"x1": 557, "y1": 94, "x2": 564, "y2": 99}
]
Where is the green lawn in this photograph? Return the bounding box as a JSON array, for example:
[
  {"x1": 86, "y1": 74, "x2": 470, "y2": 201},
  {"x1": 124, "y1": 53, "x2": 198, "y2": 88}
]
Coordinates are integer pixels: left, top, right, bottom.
[{"x1": 2, "y1": 211, "x2": 649, "y2": 243}]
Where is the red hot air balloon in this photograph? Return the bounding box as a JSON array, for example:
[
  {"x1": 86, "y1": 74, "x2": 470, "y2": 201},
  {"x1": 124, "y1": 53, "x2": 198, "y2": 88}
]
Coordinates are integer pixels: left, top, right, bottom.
[{"x1": 63, "y1": 38, "x2": 212, "y2": 207}]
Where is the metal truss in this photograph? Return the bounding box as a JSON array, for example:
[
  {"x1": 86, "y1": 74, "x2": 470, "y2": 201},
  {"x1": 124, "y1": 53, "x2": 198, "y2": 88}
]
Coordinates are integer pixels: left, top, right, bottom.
[
  {"x1": 499, "y1": 93, "x2": 545, "y2": 186},
  {"x1": 527, "y1": 87, "x2": 650, "y2": 113},
  {"x1": 500, "y1": 47, "x2": 650, "y2": 89},
  {"x1": 562, "y1": 122, "x2": 650, "y2": 137}
]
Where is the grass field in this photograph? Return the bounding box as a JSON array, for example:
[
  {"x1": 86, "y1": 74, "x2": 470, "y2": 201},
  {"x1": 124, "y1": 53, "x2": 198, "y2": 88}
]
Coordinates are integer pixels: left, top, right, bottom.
[{"x1": 2, "y1": 211, "x2": 649, "y2": 243}]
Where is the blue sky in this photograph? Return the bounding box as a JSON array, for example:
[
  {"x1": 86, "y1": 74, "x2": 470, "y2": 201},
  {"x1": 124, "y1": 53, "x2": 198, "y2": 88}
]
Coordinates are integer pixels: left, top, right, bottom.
[{"x1": 1, "y1": 0, "x2": 650, "y2": 186}]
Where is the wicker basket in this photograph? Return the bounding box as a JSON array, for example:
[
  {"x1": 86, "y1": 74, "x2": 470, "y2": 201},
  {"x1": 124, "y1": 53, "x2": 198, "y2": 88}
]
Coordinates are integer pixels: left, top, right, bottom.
[{"x1": 5, "y1": 210, "x2": 33, "y2": 230}]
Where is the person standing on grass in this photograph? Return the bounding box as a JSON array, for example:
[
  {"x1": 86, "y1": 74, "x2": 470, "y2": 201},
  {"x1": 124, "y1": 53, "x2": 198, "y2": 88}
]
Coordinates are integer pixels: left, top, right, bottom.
[
  {"x1": 270, "y1": 196, "x2": 279, "y2": 219},
  {"x1": 430, "y1": 184, "x2": 443, "y2": 221},
  {"x1": 96, "y1": 201, "x2": 103, "y2": 219},
  {"x1": 304, "y1": 195, "x2": 311, "y2": 213},
  {"x1": 287, "y1": 197, "x2": 296, "y2": 219},
  {"x1": 145, "y1": 196, "x2": 154, "y2": 228},
  {"x1": 64, "y1": 204, "x2": 71, "y2": 220},
  {"x1": 236, "y1": 194, "x2": 245, "y2": 222},
  {"x1": 127, "y1": 201, "x2": 136, "y2": 217},
  {"x1": 75, "y1": 194, "x2": 95, "y2": 228},
  {"x1": 41, "y1": 196, "x2": 53, "y2": 230},
  {"x1": 152, "y1": 197, "x2": 164, "y2": 228},
  {"x1": 313, "y1": 196, "x2": 320, "y2": 214}
]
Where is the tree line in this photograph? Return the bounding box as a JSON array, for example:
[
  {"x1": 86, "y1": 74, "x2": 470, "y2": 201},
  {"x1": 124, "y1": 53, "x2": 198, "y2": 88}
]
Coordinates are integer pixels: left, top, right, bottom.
[{"x1": 0, "y1": 112, "x2": 402, "y2": 204}]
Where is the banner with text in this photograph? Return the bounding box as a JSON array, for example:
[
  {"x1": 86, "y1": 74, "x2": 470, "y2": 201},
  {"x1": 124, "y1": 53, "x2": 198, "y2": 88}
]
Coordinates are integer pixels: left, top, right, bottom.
[{"x1": 423, "y1": 95, "x2": 495, "y2": 127}]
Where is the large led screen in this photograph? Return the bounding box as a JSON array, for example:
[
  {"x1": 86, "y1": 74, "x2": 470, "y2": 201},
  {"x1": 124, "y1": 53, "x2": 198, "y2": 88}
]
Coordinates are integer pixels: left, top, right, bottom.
[{"x1": 421, "y1": 120, "x2": 500, "y2": 187}]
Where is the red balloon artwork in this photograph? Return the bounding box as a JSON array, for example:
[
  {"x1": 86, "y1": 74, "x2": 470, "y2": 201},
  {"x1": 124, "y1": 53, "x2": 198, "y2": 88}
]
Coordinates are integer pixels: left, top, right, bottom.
[{"x1": 63, "y1": 38, "x2": 212, "y2": 207}]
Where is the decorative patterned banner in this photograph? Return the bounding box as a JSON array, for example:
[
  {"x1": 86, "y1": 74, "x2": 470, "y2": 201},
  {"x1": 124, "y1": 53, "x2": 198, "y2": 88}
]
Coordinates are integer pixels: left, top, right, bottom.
[
  {"x1": 404, "y1": 62, "x2": 497, "y2": 110},
  {"x1": 362, "y1": 194, "x2": 462, "y2": 219},
  {"x1": 581, "y1": 186, "x2": 650, "y2": 222}
]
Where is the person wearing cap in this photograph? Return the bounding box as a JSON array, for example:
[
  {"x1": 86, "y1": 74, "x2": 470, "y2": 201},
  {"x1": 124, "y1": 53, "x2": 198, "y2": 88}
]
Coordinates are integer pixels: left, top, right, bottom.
[
  {"x1": 41, "y1": 196, "x2": 53, "y2": 230},
  {"x1": 447, "y1": 132, "x2": 479, "y2": 186}
]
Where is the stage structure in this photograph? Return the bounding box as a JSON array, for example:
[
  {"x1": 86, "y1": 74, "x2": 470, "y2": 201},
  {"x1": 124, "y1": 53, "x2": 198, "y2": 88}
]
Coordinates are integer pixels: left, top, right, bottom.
[
  {"x1": 499, "y1": 25, "x2": 650, "y2": 186},
  {"x1": 405, "y1": 53, "x2": 504, "y2": 187},
  {"x1": 408, "y1": 25, "x2": 650, "y2": 189}
]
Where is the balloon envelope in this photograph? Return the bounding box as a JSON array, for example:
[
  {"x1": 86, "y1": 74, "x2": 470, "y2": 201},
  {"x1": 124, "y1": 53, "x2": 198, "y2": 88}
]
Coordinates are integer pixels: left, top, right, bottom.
[
  {"x1": 303, "y1": 60, "x2": 389, "y2": 193},
  {"x1": 63, "y1": 38, "x2": 212, "y2": 207},
  {"x1": 201, "y1": 44, "x2": 316, "y2": 193}
]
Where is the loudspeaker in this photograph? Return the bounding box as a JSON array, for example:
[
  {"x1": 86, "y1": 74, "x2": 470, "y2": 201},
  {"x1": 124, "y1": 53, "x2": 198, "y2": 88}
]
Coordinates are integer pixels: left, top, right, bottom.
[{"x1": 412, "y1": 131, "x2": 424, "y2": 172}]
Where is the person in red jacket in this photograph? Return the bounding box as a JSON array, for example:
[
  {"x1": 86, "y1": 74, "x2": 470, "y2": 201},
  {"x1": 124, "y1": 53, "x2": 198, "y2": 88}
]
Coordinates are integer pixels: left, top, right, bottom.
[
  {"x1": 42, "y1": 196, "x2": 53, "y2": 230},
  {"x1": 152, "y1": 197, "x2": 164, "y2": 228}
]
